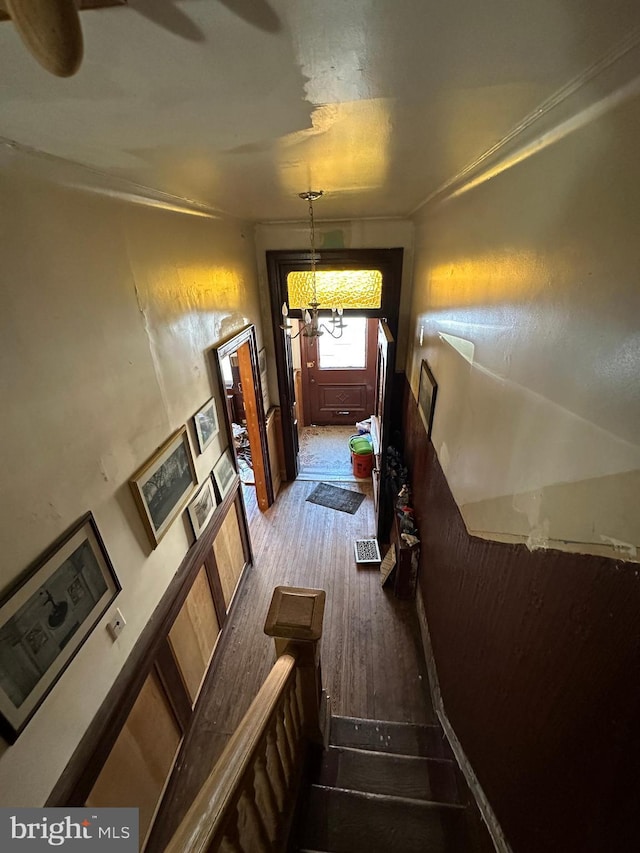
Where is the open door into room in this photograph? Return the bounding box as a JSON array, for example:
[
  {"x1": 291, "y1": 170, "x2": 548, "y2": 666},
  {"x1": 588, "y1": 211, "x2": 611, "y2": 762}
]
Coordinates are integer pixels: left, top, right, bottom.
[{"x1": 214, "y1": 326, "x2": 274, "y2": 512}]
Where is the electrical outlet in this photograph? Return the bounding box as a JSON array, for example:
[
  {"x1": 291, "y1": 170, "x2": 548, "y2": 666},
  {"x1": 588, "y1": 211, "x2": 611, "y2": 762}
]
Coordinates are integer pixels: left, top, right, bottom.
[{"x1": 107, "y1": 608, "x2": 126, "y2": 641}]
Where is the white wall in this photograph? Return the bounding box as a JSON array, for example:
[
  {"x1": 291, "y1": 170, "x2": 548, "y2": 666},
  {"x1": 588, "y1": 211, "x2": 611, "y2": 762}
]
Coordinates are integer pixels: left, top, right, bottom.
[
  {"x1": 0, "y1": 150, "x2": 262, "y2": 803},
  {"x1": 406, "y1": 71, "x2": 640, "y2": 561},
  {"x1": 254, "y1": 218, "x2": 415, "y2": 405}
]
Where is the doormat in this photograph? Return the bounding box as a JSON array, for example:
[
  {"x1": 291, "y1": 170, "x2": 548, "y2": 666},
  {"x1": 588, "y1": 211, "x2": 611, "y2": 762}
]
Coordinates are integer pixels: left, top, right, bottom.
[{"x1": 306, "y1": 483, "x2": 366, "y2": 514}]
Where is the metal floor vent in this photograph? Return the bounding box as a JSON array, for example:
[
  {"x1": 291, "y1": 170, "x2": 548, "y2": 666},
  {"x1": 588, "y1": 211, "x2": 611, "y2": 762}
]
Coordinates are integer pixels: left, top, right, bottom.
[{"x1": 354, "y1": 538, "x2": 382, "y2": 564}]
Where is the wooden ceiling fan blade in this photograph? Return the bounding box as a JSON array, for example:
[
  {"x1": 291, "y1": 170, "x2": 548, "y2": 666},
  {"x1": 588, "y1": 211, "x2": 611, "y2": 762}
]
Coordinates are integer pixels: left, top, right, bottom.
[{"x1": 4, "y1": 0, "x2": 83, "y2": 77}]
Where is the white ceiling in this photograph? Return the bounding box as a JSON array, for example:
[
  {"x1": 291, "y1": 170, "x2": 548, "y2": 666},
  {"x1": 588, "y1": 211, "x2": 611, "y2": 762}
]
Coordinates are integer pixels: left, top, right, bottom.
[{"x1": 1, "y1": 0, "x2": 638, "y2": 221}]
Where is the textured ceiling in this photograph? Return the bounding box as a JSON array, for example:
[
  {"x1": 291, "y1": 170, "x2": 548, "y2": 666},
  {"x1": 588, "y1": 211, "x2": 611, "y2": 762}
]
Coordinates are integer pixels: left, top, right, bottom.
[{"x1": 0, "y1": 0, "x2": 638, "y2": 221}]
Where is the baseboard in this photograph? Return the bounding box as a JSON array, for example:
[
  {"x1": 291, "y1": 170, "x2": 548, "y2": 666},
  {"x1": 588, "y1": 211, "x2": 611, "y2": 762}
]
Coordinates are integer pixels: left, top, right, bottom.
[{"x1": 415, "y1": 586, "x2": 513, "y2": 853}]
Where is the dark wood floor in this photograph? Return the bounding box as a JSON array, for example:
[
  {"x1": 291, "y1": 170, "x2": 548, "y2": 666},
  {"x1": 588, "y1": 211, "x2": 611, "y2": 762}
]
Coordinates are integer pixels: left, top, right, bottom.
[{"x1": 148, "y1": 479, "x2": 434, "y2": 851}]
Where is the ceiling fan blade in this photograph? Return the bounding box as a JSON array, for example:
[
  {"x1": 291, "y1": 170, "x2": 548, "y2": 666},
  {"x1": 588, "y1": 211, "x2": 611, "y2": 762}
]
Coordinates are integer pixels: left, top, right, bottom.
[{"x1": 4, "y1": 0, "x2": 83, "y2": 77}]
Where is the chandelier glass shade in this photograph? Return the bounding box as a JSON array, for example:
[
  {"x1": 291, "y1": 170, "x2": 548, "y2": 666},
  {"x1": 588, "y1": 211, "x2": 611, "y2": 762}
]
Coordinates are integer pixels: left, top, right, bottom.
[{"x1": 281, "y1": 190, "x2": 347, "y2": 340}]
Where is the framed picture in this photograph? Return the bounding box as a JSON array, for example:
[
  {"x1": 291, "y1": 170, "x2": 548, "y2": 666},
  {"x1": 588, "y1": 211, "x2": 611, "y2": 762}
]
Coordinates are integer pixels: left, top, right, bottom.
[
  {"x1": 130, "y1": 426, "x2": 197, "y2": 547},
  {"x1": 212, "y1": 449, "x2": 237, "y2": 501},
  {"x1": 418, "y1": 359, "x2": 438, "y2": 438},
  {"x1": 193, "y1": 397, "x2": 219, "y2": 454},
  {"x1": 0, "y1": 513, "x2": 120, "y2": 742},
  {"x1": 187, "y1": 478, "x2": 218, "y2": 539}
]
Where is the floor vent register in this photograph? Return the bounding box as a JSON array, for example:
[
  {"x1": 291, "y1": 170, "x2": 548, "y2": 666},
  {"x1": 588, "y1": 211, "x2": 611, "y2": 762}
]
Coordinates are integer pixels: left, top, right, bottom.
[{"x1": 353, "y1": 538, "x2": 382, "y2": 564}]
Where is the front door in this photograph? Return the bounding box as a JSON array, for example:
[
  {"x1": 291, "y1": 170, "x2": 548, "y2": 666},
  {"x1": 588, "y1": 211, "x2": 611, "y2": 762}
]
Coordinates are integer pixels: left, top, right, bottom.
[{"x1": 301, "y1": 316, "x2": 378, "y2": 426}]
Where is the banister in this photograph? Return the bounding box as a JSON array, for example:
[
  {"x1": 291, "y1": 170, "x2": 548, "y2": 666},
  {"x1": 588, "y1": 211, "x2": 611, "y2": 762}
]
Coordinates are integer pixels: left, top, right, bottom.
[
  {"x1": 165, "y1": 586, "x2": 326, "y2": 853},
  {"x1": 165, "y1": 653, "x2": 297, "y2": 853}
]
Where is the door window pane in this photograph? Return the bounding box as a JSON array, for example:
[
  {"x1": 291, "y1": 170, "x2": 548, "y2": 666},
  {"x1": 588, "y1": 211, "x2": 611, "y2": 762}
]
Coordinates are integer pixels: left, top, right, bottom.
[{"x1": 318, "y1": 317, "x2": 367, "y2": 369}]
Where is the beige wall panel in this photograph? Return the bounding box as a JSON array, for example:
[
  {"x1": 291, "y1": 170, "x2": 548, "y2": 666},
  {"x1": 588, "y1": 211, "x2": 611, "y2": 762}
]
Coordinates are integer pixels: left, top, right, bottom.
[
  {"x1": 0, "y1": 149, "x2": 262, "y2": 806},
  {"x1": 86, "y1": 670, "x2": 182, "y2": 844},
  {"x1": 168, "y1": 567, "x2": 220, "y2": 703},
  {"x1": 213, "y1": 504, "x2": 245, "y2": 608},
  {"x1": 406, "y1": 78, "x2": 640, "y2": 561}
]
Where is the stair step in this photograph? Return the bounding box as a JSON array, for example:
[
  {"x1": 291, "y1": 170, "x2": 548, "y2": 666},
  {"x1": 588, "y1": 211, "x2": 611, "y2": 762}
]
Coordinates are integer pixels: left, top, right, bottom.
[
  {"x1": 330, "y1": 716, "x2": 453, "y2": 759},
  {"x1": 300, "y1": 785, "x2": 467, "y2": 853},
  {"x1": 319, "y1": 746, "x2": 460, "y2": 803}
]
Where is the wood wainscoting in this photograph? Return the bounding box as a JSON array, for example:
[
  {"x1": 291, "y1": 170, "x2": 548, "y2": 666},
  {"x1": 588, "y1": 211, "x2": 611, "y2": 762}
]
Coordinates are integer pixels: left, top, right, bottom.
[
  {"x1": 401, "y1": 377, "x2": 640, "y2": 853},
  {"x1": 46, "y1": 478, "x2": 252, "y2": 849}
]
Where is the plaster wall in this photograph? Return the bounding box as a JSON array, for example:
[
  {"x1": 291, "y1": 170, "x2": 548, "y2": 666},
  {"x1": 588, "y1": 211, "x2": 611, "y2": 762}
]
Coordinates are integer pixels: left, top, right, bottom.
[
  {"x1": 0, "y1": 152, "x2": 262, "y2": 804},
  {"x1": 406, "y1": 77, "x2": 640, "y2": 562}
]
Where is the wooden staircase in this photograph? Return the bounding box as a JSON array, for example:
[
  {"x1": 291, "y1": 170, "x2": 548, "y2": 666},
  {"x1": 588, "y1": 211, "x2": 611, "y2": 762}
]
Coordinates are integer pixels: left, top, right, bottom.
[{"x1": 296, "y1": 715, "x2": 492, "y2": 853}]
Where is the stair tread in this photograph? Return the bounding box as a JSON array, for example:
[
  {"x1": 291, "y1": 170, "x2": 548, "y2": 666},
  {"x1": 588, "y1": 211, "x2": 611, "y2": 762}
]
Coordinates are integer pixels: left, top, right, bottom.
[
  {"x1": 330, "y1": 715, "x2": 453, "y2": 758},
  {"x1": 320, "y1": 745, "x2": 460, "y2": 803},
  {"x1": 300, "y1": 785, "x2": 469, "y2": 853}
]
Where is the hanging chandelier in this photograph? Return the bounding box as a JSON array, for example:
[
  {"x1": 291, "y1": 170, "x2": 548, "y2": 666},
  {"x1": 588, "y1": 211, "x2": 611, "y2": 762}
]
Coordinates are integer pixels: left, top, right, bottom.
[{"x1": 281, "y1": 191, "x2": 346, "y2": 340}]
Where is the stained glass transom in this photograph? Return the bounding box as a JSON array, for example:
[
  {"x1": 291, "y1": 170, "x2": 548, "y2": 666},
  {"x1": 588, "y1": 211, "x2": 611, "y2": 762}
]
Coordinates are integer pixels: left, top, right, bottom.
[{"x1": 286, "y1": 270, "x2": 382, "y2": 309}]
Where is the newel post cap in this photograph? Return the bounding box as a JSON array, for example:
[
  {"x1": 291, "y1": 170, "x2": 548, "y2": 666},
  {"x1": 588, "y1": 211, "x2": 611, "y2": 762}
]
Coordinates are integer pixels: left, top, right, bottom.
[{"x1": 264, "y1": 586, "x2": 326, "y2": 641}]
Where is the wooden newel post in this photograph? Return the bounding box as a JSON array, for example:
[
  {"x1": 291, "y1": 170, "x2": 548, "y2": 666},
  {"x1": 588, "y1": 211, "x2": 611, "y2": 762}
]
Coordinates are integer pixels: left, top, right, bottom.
[{"x1": 264, "y1": 586, "x2": 326, "y2": 743}]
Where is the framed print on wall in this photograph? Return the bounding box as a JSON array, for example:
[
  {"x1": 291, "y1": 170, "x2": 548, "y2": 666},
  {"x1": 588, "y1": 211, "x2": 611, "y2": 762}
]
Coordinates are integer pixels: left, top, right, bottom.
[
  {"x1": 0, "y1": 513, "x2": 120, "y2": 742},
  {"x1": 212, "y1": 449, "x2": 237, "y2": 501},
  {"x1": 193, "y1": 397, "x2": 219, "y2": 454},
  {"x1": 418, "y1": 359, "x2": 438, "y2": 439},
  {"x1": 130, "y1": 426, "x2": 197, "y2": 547},
  {"x1": 187, "y1": 478, "x2": 217, "y2": 539}
]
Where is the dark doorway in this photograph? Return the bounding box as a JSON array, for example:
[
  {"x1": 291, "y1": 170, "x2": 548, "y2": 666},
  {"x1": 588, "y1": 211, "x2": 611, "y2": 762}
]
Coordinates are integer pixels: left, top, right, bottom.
[{"x1": 213, "y1": 326, "x2": 274, "y2": 512}]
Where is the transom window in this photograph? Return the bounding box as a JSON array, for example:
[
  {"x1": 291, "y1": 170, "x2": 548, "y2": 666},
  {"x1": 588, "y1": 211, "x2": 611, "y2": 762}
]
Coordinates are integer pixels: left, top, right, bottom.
[{"x1": 286, "y1": 270, "x2": 382, "y2": 310}]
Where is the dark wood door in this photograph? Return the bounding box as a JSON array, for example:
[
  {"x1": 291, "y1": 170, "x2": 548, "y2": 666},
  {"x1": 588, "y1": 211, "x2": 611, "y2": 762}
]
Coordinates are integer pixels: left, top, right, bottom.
[{"x1": 301, "y1": 317, "x2": 378, "y2": 426}]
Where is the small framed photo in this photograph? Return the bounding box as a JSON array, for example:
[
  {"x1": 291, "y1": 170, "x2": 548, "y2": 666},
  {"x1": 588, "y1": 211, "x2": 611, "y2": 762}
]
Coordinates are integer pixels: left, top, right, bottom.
[
  {"x1": 187, "y1": 479, "x2": 218, "y2": 539},
  {"x1": 418, "y1": 359, "x2": 438, "y2": 438},
  {"x1": 0, "y1": 513, "x2": 120, "y2": 742},
  {"x1": 212, "y1": 449, "x2": 237, "y2": 501},
  {"x1": 193, "y1": 397, "x2": 219, "y2": 454},
  {"x1": 130, "y1": 426, "x2": 197, "y2": 547}
]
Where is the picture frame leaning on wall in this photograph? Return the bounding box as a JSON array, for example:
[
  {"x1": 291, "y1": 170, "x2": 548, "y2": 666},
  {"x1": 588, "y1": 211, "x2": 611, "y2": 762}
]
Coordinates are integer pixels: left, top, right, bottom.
[
  {"x1": 130, "y1": 426, "x2": 198, "y2": 548},
  {"x1": 0, "y1": 512, "x2": 121, "y2": 742}
]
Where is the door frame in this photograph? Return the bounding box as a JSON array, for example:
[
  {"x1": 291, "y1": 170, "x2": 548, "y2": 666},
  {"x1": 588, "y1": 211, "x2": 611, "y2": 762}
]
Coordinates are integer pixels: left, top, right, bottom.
[
  {"x1": 213, "y1": 325, "x2": 274, "y2": 510},
  {"x1": 266, "y1": 248, "x2": 404, "y2": 480}
]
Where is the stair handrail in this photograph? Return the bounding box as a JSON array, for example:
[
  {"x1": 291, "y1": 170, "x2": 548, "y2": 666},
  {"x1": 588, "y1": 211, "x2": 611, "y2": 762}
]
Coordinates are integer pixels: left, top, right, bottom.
[{"x1": 165, "y1": 586, "x2": 326, "y2": 853}]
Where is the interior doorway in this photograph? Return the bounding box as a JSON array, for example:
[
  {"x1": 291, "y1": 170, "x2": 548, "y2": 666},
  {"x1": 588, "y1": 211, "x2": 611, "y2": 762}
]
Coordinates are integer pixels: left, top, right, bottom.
[
  {"x1": 266, "y1": 247, "x2": 404, "y2": 483},
  {"x1": 291, "y1": 315, "x2": 378, "y2": 482},
  {"x1": 213, "y1": 326, "x2": 274, "y2": 513}
]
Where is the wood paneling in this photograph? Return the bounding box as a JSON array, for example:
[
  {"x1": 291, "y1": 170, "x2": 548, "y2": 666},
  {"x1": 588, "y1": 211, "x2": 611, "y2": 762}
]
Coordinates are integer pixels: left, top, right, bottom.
[
  {"x1": 401, "y1": 377, "x2": 640, "y2": 853},
  {"x1": 265, "y1": 407, "x2": 282, "y2": 498},
  {"x1": 168, "y1": 567, "x2": 220, "y2": 704},
  {"x1": 86, "y1": 670, "x2": 182, "y2": 846},
  {"x1": 47, "y1": 480, "x2": 250, "y2": 809},
  {"x1": 213, "y1": 502, "x2": 245, "y2": 609}
]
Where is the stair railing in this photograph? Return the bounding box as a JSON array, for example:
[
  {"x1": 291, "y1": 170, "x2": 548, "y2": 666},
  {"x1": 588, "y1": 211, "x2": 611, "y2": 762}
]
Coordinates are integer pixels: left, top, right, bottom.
[{"x1": 165, "y1": 586, "x2": 326, "y2": 853}]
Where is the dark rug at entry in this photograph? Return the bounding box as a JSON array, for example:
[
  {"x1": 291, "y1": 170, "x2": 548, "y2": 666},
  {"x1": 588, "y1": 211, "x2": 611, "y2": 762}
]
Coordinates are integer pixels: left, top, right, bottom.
[{"x1": 305, "y1": 483, "x2": 366, "y2": 514}]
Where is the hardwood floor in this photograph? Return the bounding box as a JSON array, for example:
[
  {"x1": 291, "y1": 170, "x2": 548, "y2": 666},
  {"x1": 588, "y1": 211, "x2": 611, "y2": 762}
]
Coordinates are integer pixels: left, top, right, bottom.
[{"x1": 147, "y1": 479, "x2": 434, "y2": 851}]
